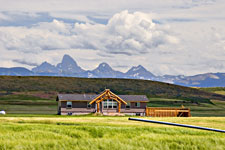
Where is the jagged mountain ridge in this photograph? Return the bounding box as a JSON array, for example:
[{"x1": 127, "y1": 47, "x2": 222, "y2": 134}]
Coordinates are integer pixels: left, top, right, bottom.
[
  {"x1": 57, "y1": 54, "x2": 85, "y2": 74},
  {"x1": 171, "y1": 73, "x2": 225, "y2": 87},
  {"x1": 91, "y1": 63, "x2": 124, "y2": 78},
  {"x1": 32, "y1": 55, "x2": 85, "y2": 75},
  {"x1": 125, "y1": 65, "x2": 155, "y2": 80},
  {"x1": 1, "y1": 54, "x2": 225, "y2": 87},
  {"x1": 32, "y1": 62, "x2": 59, "y2": 74}
]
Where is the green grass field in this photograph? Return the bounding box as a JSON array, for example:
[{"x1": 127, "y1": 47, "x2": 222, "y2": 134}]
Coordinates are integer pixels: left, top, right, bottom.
[
  {"x1": 1, "y1": 92, "x2": 225, "y2": 116},
  {"x1": 0, "y1": 93, "x2": 57, "y2": 114},
  {"x1": 0, "y1": 115, "x2": 225, "y2": 150}
]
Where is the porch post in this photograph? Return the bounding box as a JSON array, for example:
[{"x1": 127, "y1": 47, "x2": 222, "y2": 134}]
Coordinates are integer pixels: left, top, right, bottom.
[
  {"x1": 118, "y1": 102, "x2": 121, "y2": 113},
  {"x1": 97, "y1": 102, "x2": 100, "y2": 113}
]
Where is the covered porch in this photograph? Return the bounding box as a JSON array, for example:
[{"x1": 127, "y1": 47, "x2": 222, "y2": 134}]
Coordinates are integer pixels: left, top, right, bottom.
[{"x1": 89, "y1": 89, "x2": 127, "y2": 114}]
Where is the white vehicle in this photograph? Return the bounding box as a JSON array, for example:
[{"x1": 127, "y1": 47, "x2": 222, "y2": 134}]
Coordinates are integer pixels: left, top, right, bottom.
[{"x1": 0, "y1": 110, "x2": 6, "y2": 115}]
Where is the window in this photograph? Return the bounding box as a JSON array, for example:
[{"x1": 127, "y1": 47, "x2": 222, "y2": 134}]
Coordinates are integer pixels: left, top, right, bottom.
[
  {"x1": 126, "y1": 102, "x2": 130, "y2": 109},
  {"x1": 103, "y1": 99, "x2": 117, "y2": 109},
  {"x1": 108, "y1": 99, "x2": 113, "y2": 108},
  {"x1": 113, "y1": 102, "x2": 117, "y2": 108},
  {"x1": 103, "y1": 101, "x2": 107, "y2": 108},
  {"x1": 66, "y1": 101, "x2": 72, "y2": 109},
  {"x1": 135, "y1": 102, "x2": 140, "y2": 107}
]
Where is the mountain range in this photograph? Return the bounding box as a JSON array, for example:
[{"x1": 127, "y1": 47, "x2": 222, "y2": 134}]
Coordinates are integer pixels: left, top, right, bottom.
[{"x1": 0, "y1": 54, "x2": 225, "y2": 87}]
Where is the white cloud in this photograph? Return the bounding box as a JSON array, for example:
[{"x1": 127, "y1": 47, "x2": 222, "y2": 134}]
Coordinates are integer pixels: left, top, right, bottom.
[
  {"x1": 0, "y1": 10, "x2": 178, "y2": 56},
  {"x1": 37, "y1": 19, "x2": 72, "y2": 35}
]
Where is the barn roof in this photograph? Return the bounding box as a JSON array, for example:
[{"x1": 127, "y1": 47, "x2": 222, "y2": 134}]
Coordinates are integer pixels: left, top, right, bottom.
[{"x1": 57, "y1": 94, "x2": 148, "y2": 102}]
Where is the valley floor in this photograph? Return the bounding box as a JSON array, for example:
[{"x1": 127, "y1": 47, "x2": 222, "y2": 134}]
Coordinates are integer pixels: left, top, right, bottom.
[
  {"x1": 1, "y1": 92, "x2": 225, "y2": 117},
  {"x1": 0, "y1": 115, "x2": 225, "y2": 150}
]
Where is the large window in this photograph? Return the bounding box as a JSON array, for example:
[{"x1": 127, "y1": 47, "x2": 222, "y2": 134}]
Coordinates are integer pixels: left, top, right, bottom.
[
  {"x1": 135, "y1": 102, "x2": 140, "y2": 107},
  {"x1": 66, "y1": 101, "x2": 72, "y2": 109},
  {"x1": 103, "y1": 99, "x2": 117, "y2": 109}
]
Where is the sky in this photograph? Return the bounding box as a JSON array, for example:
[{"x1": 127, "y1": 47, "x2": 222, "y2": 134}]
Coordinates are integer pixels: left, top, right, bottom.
[{"x1": 0, "y1": 0, "x2": 225, "y2": 76}]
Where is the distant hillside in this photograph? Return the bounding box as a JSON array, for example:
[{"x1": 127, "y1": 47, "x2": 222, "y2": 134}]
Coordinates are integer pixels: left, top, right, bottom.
[
  {"x1": 0, "y1": 76, "x2": 224, "y2": 101},
  {"x1": 200, "y1": 87, "x2": 225, "y2": 96}
]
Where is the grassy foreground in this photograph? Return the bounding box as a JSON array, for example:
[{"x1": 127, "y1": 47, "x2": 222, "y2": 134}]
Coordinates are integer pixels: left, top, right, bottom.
[{"x1": 0, "y1": 115, "x2": 225, "y2": 150}]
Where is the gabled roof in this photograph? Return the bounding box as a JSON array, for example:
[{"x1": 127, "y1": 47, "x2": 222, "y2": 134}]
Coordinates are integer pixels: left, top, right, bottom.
[
  {"x1": 89, "y1": 89, "x2": 127, "y2": 104},
  {"x1": 57, "y1": 94, "x2": 149, "y2": 102}
]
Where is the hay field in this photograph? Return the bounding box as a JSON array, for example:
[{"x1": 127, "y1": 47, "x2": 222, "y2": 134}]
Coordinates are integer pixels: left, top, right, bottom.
[{"x1": 0, "y1": 115, "x2": 225, "y2": 150}]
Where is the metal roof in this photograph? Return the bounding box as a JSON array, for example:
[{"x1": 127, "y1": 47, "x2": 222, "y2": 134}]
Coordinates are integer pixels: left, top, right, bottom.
[{"x1": 57, "y1": 94, "x2": 149, "y2": 102}]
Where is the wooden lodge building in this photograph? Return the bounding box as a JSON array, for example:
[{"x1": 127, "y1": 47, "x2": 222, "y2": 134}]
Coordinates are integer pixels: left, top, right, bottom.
[
  {"x1": 56, "y1": 89, "x2": 191, "y2": 117},
  {"x1": 57, "y1": 89, "x2": 148, "y2": 116}
]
